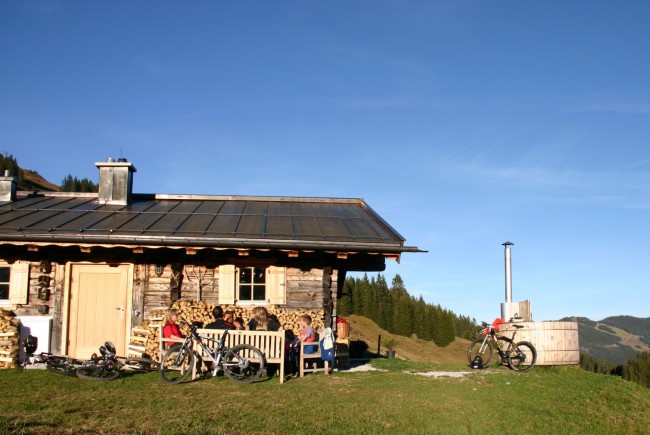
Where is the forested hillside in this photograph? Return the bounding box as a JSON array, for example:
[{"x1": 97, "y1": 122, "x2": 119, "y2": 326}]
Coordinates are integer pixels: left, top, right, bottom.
[
  {"x1": 563, "y1": 316, "x2": 650, "y2": 365},
  {"x1": 603, "y1": 316, "x2": 650, "y2": 346},
  {"x1": 337, "y1": 274, "x2": 476, "y2": 347},
  {"x1": 0, "y1": 152, "x2": 97, "y2": 193}
]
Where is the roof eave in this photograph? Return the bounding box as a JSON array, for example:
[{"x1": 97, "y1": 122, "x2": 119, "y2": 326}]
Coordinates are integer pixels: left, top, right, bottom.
[{"x1": 0, "y1": 233, "x2": 423, "y2": 254}]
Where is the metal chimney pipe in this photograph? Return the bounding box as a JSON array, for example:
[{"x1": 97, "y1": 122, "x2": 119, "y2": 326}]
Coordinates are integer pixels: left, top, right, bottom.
[{"x1": 503, "y1": 241, "x2": 514, "y2": 303}]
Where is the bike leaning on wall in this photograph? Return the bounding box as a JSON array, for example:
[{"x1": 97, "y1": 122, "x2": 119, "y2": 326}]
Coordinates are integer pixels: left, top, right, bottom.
[{"x1": 467, "y1": 319, "x2": 537, "y2": 372}]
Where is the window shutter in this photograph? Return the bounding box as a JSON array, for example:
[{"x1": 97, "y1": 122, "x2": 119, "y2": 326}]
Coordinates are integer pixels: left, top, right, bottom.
[
  {"x1": 9, "y1": 261, "x2": 30, "y2": 305},
  {"x1": 218, "y1": 265, "x2": 236, "y2": 305},
  {"x1": 267, "y1": 266, "x2": 286, "y2": 305}
]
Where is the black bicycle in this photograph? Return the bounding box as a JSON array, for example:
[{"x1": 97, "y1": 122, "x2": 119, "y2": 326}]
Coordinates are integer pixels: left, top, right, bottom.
[
  {"x1": 76, "y1": 341, "x2": 160, "y2": 382},
  {"x1": 19, "y1": 335, "x2": 82, "y2": 377},
  {"x1": 467, "y1": 320, "x2": 537, "y2": 372},
  {"x1": 159, "y1": 322, "x2": 265, "y2": 384}
]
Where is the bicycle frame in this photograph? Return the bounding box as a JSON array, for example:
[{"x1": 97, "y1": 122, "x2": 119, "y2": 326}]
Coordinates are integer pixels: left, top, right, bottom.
[
  {"x1": 477, "y1": 324, "x2": 519, "y2": 360},
  {"x1": 175, "y1": 324, "x2": 234, "y2": 377}
]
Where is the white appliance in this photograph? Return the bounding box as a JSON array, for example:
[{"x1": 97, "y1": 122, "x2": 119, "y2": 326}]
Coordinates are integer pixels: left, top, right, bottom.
[{"x1": 18, "y1": 316, "x2": 52, "y2": 362}]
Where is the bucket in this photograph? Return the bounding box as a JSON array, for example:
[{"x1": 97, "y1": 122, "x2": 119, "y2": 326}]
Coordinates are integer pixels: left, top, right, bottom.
[{"x1": 337, "y1": 321, "x2": 350, "y2": 339}]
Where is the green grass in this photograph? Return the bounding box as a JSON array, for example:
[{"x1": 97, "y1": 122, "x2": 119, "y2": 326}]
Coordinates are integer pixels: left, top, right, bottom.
[{"x1": 2, "y1": 362, "x2": 649, "y2": 434}]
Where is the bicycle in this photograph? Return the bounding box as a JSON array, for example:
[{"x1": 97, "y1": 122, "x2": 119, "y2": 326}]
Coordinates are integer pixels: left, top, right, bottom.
[
  {"x1": 467, "y1": 319, "x2": 538, "y2": 372},
  {"x1": 76, "y1": 341, "x2": 160, "y2": 382},
  {"x1": 19, "y1": 335, "x2": 83, "y2": 377},
  {"x1": 159, "y1": 322, "x2": 265, "y2": 384}
]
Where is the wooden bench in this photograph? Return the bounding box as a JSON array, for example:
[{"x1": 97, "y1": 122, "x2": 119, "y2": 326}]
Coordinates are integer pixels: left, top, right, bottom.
[
  {"x1": 192, "y1": 329, "x2": 286, "y2": 384},
  {"x1": 299, "y1": 340, "x2": 331, "y2": 377}
]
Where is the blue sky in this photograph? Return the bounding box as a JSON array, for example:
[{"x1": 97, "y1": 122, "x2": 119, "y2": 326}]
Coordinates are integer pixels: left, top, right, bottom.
[{"x1": 2, "y1": 1, "x2": 649, "y2": 322}]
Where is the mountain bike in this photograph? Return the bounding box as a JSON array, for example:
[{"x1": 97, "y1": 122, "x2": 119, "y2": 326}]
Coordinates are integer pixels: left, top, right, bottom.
[
  {"x1": 467, "y1": 319, "x2": 537, "y2": 372},
  {"x1": 76, "y1": 341, "x2": 160, "y2": 382},
  {"x1": 19, "y1": 335, "x2": 83, "y2": 377},
  {"x1": 159, "y1": 322, "x2": 264, "y2": 384}
]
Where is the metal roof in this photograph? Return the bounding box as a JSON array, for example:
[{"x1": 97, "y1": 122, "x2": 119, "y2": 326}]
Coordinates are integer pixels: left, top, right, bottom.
[{"x1": 0, "y1": 192, "x2": 420, "y2": 254}]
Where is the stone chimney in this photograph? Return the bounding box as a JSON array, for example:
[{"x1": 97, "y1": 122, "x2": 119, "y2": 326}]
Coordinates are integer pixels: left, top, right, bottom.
[
  {"x1": 95, "y1": 158, "x2": 137, "y2": 205},
  {"x1": 0, "y1": 170, "x2": 17, "y2": 202}
]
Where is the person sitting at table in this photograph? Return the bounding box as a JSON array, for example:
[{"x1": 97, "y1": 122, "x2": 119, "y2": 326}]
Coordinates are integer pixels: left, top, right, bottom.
[
  {"x1": 205, "y1": 306, "x2": 233, "y2": 330},
  {"x1": 162, "y1": 309, "x2": 185, "y2": 346},
  {"x1": 246, "y1": 307, "x2": 282, "y2": 332}
]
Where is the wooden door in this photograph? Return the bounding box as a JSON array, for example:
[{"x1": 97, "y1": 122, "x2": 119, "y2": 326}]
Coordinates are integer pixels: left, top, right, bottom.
[{"x1": 68, "y1": 264, "x2": 130, "y2": 358}]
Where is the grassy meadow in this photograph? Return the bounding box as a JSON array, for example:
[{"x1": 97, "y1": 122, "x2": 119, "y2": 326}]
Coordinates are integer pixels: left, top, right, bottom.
[{"x1": 2, "y1": 360, "x2": 649, "y2": 434}]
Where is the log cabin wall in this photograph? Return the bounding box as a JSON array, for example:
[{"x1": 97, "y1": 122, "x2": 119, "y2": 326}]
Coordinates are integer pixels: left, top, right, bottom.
[
  {"x1": 4, "y1": 256, "x2": 342, "y2": 358},
  {"x1": 142, "y1": 264, "x2": 337, "y2": 326},
  {"x1": 2, "y1": 261, "x2": 64, "y2": 353},
  {"x1": 142, "y1": 264, "x2": 218, "y2": 318}
]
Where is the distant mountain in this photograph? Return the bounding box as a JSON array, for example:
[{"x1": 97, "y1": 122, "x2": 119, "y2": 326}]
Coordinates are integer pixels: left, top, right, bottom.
[
  {"x1": 18, "y1": 167, "x2": 60, "y2": 192},
  {"x1": 561, "y1": 315, "x2": 650, "y2": 365}
]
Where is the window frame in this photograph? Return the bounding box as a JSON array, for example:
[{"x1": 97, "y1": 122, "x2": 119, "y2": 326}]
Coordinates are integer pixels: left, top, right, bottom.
[
  {"x1": 236, "y1": 266, "x2": 268, "y2": 304},
  {"x1": 0, "y1": 264, "x2": 10, "y2": 302},
  {"x1": 0, "y1": 260, "x2": 30, "y2": 307},
  {"x1": 218, "y1": 264, "x2": 286, "y2": 307}
]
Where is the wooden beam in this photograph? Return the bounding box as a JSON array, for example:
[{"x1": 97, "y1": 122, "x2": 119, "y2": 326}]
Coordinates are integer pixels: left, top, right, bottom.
[
  {"x1": 337, "y1": 252, "x2": 348, "y2": 260},
  {"x1": 384, "y1": 253, "x2": 401, "y2": 263},
  {"x1": 133, "y1": 247, "x2": 144, "y2": 254},
  {"x1": 288, "y1": 251, "x2": 299, "y2": 258},
  {"x1": 80, "y1": 247, "x2": 92, "y2": 254},
  {"x1": 186, "y1": 248, "x2": 197, "y2": 255}
]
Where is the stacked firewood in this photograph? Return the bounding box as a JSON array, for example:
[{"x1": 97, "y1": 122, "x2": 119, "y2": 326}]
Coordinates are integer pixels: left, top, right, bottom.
[
  {"x1": 0, "y1": 309, "x2": 21, "y2": 369},
  {"x1": 130, "y1": 301, "x2": 324, "y2": 361}
]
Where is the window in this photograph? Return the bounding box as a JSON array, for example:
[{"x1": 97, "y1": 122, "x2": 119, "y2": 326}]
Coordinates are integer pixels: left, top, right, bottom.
[
  {"x1": 238, "y1": 267, "x2": 266, "y2": 302},
  {"x1": 0, "y1": 267, "x2": 9, "y2": 300},
  {"x1": 218, "y1": 265, "x2": 286, "y2": 306},
  {"x1": 0, "y1": 261, "x2": 30, "y2": 305}
]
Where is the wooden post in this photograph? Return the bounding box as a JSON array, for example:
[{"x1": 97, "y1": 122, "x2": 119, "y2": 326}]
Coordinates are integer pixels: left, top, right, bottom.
[
  {"x1": 322, "y1": 266, "x2": 333, "y2": 327},
  {"x1": 131, "y1": 264, "x2": 145, "y2": 328},
  {"x1": 50, "y1": 263, "x2": 65, "y2": 354}
]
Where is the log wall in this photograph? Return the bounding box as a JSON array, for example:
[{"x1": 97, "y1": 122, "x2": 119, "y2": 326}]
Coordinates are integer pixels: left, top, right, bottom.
[
  {"x1": 142, "y1": 264, "x2": 219, "y2": 318},
  {"x1": 143, "y1": 265, "x2": 337, "y2": 321}
]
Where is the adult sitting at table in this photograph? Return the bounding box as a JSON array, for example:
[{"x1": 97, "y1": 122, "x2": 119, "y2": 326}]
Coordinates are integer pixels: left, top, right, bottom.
[
  {"x1": 162, "y1": 309, "x2": 185, "y2": 346},
  {"x1": 246, "y1": 307, "x2": 283, "y2": 332},
  {"x1": 205, "y1": 306, "x2": 233, "y2": 330}
]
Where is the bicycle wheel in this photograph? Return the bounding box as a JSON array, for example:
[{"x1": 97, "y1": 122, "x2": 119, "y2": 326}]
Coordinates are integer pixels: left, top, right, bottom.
[
  {"x1": 122, "y1": 357, "x2": 160, "y2": 373},
  {"x1": 507, "y1": 341, "x2": 537, "y2": 372},
  {"x1": 223, "y1": 344, "x2": 264, "y2": 383},
  {"x1": 467, "y1": 338, "x2": 493, "y2": 368},
  {"x1": 76, "y1": 362, "x2": 120, "y2": 381},
  {"x1": 160, "y1": 344, "x2": 195, "y2": 384},
  {"x1": 46, "y1": 357, "x2": 79, "y2": 377}
]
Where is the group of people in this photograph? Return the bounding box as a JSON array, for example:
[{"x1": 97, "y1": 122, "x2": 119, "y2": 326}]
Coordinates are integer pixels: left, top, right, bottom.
[
  {"x1": 162, "y1": 305, "x2": 319, "y2": 376},
  {"x1": 162, "y1": 305, "x2": 316, "y2": 348}
]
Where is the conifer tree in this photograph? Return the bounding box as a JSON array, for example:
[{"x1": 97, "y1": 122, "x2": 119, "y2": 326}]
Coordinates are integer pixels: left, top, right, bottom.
[
  {"x1": 337, "y1": 272, "x2": 477, "y2": 346},
  {"x1": 0, "y1": 153, "x2": 22, "y2": 180}
]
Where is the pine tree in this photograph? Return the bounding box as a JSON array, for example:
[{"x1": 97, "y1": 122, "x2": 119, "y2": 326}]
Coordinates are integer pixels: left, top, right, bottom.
[
  {"x1": 338, "y1": 280, "x2": 353, "y2": 316},
  {"x1": 60, "y1": 174, "x2": 98, "y2": 192},
  {"x1": 623, "y1": 351, "x2": 650, "y2": 388},
  {"x1": 0, "y1": 153, "x2": 22, "y2": 180},
  {"x1": 337, "y1": 273, "x2": 478, "y2": 346}
]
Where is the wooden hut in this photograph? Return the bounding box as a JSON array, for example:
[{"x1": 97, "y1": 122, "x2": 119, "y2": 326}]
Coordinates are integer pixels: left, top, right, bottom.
[{"x1": 0, "y1": 160, "x2": 420, "y2": 359}]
